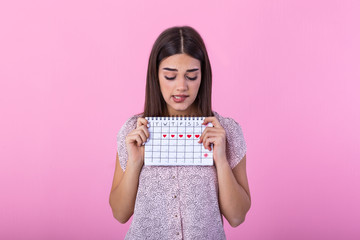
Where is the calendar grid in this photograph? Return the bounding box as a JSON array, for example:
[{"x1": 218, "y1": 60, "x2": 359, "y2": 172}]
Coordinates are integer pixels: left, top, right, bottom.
[
  {"x1": 191, "y1": 123, "x2": 194, "y2": 164},
  {"x1": 151, "y1": 120, "x2": 153, "y2": 164},
  {"x1": 167, "y1": 120, "x2": 169, "y2": 164},
  {"x1": 175, "y1": 119, "x2": 178, "y2": 164},
  {"x1": 161, "y1": 118, "x2": 165, "y2": 164},
  {"x1": 144, "y1": 116, "x2": 213, "y2": 166}
]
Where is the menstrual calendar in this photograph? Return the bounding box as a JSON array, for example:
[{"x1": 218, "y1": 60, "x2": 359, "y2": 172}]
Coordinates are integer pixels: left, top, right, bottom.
[{"x1": 144, "y1": 116, "x2": 214, "y2": 166}]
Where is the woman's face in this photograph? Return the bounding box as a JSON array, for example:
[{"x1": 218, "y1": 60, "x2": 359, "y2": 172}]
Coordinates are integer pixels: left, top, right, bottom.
[{"x1": 158, "y1": 53, "x2": 201, "y2": 116}]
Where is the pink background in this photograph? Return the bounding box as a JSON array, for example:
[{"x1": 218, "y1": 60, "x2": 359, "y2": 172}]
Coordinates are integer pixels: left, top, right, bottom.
[{"x1": 1, "y1": 0, "x2": 359, "y2": 239}]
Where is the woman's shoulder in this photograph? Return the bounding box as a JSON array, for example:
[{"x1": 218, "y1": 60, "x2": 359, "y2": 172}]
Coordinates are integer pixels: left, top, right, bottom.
[
  {"x1": 126, "y1": 112, "x2": 143, "y2": 124},
  {"x1": 213, "y1": 111, "x2": 247, "y2": 168},
  {"x1": 212, "y1": 111, "x2": 242, "y2": 128},
  {"x1": 117, "y1": 112, "x2": 143, "y2": 136}
]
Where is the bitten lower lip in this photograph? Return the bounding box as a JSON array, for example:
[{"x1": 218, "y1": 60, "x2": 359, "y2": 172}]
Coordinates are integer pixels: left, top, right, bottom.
[{"x1": 172, "y1": 96, "x2": 188, "y2": 103}]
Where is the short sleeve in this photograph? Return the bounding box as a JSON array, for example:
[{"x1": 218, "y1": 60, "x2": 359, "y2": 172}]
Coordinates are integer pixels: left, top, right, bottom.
[
  {"x1": 224, "y1": 118, "x2": 247, "y2": 169},
  {"x1": 116, "y1": 115, "x2": 138, "y2": 171}
]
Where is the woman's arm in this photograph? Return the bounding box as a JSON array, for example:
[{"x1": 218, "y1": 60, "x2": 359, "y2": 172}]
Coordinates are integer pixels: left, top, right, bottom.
[
  {"x1": 198, "y1": 117, "x2": 251, "y2": 227},
  {"x1": 109, "y1": 152, "x2": 143, "y2": 223},
  {"x1": 216, "y1": 154, "x2": 251, "y2": 227},
  {"x1": 109, "y1": 117, "x2": 148, "y2": 223}
]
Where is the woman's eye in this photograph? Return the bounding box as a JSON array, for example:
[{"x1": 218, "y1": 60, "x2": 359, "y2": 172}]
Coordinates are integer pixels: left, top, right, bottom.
[
  {"x1": 164, "y1": 76, "x2": 198, "y2": 80},
  {"x1": 187, "y1": 76, "x2": 197, "y2": 81}
]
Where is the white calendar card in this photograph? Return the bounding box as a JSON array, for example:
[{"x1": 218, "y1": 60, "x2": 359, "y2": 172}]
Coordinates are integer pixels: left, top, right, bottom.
[{"x1": 144, "y1": 116, "x2": 214, "y2": 166}]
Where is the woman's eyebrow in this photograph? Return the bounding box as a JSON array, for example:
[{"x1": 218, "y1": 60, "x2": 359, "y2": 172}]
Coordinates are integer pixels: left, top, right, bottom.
[{"x1": 162, "y1": 67, "x2": 199, "y2": 72}]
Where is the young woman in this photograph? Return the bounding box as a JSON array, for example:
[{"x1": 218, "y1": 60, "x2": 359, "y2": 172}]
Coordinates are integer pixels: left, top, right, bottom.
[{"x1": 109, "y1": 26, "x2": 251, "y2": 239}]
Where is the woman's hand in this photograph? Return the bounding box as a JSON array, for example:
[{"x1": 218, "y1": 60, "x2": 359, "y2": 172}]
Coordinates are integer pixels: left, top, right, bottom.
[
  {"x1": 125, "y1": 117, "x2": 149, "y2": 169},
  {"x1": 198, "y1": 117, "x2": 227, "y2": 167}
]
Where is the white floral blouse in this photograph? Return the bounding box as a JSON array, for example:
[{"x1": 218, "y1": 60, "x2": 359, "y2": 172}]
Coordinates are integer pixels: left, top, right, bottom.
[{"x1": 116, "y1": 111, "x2": 247, "y2": 239}]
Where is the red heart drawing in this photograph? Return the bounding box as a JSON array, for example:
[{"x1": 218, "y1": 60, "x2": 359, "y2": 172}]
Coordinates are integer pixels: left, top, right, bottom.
[
  {"x1": 204, "y1": 153, "x2": 208, "y2": 157},
  {"x1": 179, "y1": 135, "x2": 183, "y2": 138},
  {"x1": 171, "y1": 135, "x2": 175, "y2": 138},
  {"x1": 163, "y1": 135, "x2": 167, "y2": 138},
  {"x1": 187, "y1": 135, "x2": 192, "y2": 138},
  {"x1": 195, "y1": 135, "x2": 200, "y2": 138}
]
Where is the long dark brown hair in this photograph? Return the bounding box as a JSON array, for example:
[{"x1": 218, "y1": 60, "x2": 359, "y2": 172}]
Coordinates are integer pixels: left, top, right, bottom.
[{"x1": 138, "y1": 26, "x2": 214, "y2": 118}]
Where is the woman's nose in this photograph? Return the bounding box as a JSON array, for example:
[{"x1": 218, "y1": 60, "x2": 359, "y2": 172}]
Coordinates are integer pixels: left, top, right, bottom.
[{"x1": 176, "y1": 76, "x2": 188, "y2": 90}]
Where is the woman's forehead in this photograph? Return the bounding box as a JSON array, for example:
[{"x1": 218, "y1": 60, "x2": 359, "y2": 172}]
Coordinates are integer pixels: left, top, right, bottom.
[{"x1": 160, "y1": 54, "x2": 200, "y2": 70}]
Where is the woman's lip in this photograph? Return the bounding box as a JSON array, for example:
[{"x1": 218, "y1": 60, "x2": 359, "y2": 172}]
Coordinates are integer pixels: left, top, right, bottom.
[{"x1": 172, "y1": 96, "x2": 188, "y2": 103}]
